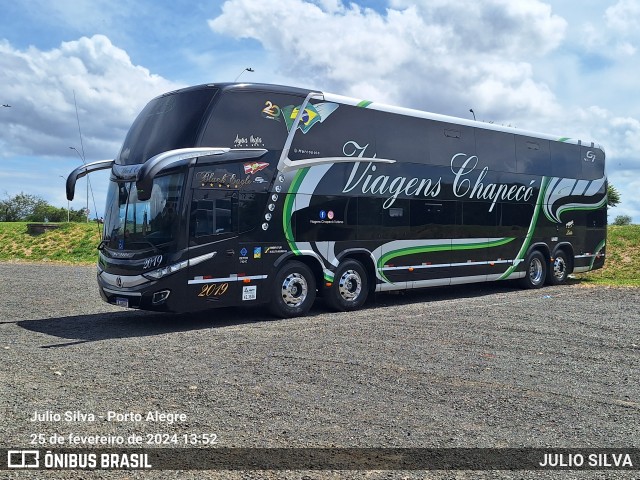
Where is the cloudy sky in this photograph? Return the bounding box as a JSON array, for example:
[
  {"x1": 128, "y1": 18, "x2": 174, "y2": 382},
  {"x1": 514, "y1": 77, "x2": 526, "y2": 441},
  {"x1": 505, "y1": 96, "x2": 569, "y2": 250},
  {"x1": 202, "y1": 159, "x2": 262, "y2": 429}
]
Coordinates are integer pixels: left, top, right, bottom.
[{"x1": 0, "y1": 0, "x2": 638, "y2": 221}]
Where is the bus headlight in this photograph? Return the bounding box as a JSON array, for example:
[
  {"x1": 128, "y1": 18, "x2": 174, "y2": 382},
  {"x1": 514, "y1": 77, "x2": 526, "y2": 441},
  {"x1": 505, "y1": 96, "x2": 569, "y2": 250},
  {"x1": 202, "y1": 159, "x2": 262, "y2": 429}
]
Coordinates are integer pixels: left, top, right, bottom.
[
  {"x1": 142, "y1": 252, "x2": 215, "y2": 280},
  {"x1": 143, "y1": 260, "x2": 189, "y2": 280}
]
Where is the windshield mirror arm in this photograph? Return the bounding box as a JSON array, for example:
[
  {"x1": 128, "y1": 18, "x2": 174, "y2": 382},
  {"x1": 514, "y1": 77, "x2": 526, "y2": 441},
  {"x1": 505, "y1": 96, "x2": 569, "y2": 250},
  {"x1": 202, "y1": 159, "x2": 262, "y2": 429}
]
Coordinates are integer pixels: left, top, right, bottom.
[{"x1": 66, "y1": 159, "x2": 114, "y2": 200}]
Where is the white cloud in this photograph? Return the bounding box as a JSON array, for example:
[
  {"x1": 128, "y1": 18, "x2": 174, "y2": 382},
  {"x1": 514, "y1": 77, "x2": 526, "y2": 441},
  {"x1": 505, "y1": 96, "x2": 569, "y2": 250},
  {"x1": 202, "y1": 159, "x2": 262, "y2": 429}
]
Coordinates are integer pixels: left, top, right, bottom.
[
  {"x1": 209, "y1": 0, "x2": 640, "y2": 221},
  {"x1": 0, "y1": 35, "x2": 181, "y2": 160},
  {"x1": 605, "y1": 0, "x2": 640, "y2": 35},
  {"x1": 208, "y1": 0, "x2": 564, "y2": 120}
]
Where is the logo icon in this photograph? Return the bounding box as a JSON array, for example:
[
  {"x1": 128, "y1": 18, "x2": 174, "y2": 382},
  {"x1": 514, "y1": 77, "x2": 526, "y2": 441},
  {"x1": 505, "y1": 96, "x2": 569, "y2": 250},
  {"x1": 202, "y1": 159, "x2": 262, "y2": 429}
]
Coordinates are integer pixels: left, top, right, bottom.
[
  {"x1": 253, "y1": 247, "x2": 262, "y2": 259},
  {"x1": 584, "y1": 150, "x2": 596, "y2": 163},
  {"x1": 243, "y1": 162, "x2": 269, "y2": 175},
  {"x1": 319, "y1": 210, "x2": 327, "y2": 220},
  {"x1": 327, "y1": 210, "x2": 334, "y2": 220},
  {"x1": 116, "y1": 276, "x2": 123, "y2": 288},
  {"x1": 7, "y1": 450, "x2": 39, "y2": 468},
  {"x1": 240, "y1": 247, "x2": 248, "y2": 257}
]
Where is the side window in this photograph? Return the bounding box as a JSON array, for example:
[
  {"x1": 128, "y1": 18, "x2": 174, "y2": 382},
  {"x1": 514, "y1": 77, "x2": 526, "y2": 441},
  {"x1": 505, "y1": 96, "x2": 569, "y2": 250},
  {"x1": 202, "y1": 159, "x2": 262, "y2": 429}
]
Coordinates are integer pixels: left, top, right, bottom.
[
  {"x1": 550, "y1": 141, "x2": 580, "y2": 179},
  {"x1": 516, "y1": 136, "x2": 550, "y2": 175},
  {"x1": 498, "y1": 203, "x2": 533, "y2": 237},
  {"x1": 200, "y1": 92, "x2": 303, "y2": 150},
  {"x1": 427, "y1": 121, "x2": 476, "y2": 167},
  {"x1": 189, "y1": 190, "x2": 237, "y2": 241},
  {"x1": 475, "y1": 129, "x2": 516, "y2": 173},
  {"x1": 357, "y1": 197, "x2": 409, "y2": 240},
  {"x1": 410, "y1": 200, "x2": 456, "y2": 239}
]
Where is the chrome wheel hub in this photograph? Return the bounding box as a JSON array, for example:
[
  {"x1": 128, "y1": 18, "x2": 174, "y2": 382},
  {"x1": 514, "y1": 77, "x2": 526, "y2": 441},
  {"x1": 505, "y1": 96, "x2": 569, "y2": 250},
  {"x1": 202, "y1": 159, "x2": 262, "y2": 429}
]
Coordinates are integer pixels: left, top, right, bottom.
[
  {"x1": 281, "y1": 273, "x2": 308, "y2": 307},
  {"x1": 337, "y1": 269, "x2": 362, "y2": 302},
  {"x1": 553, "y1": 257, "x2": 566, "y2": 280},
  {"x1": 529, "y1": 257, "x2": 544, "y2": 285}
]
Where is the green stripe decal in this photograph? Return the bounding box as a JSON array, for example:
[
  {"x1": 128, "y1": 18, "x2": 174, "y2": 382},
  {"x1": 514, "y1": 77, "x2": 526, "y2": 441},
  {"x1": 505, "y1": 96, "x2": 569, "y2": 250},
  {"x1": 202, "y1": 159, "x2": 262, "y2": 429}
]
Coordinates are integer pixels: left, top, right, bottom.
[
  {"x1": 589, "y1": 239, "x2": 606, "y2": 270},
  {"x1": 356, "y1": 100, "x2": 372, "y2": 108},
  {"x1": 377, "y1": 237, "x2": 515, "y2": 283},
  {"x1": 556, "y1": 197, "x2": 608, "y2": 219},
  {"x1": 282, "y1": 169, "x2": 309, "y2": 256},
  {"x1": 558, "y1": 137, "x2": 571, "y2": 142},
  {"x1": 499, "y1": 176, "x2": 550, "y2": 280}
]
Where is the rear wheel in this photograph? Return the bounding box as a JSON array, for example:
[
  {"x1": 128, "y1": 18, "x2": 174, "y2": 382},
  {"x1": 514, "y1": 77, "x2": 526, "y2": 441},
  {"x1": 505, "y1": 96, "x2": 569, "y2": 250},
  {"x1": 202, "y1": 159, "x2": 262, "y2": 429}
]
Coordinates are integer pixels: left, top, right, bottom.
[
  {"x1": 269, "y1": 261, "x2": 316, "y2": 318},
  {"x1": 519, "y1": 250, "x2": 547, "y2": 289},
  {"x1": 547, "y1": 250, "x2": 570, "y2": 285},
  {"x1": 325, "y1": 259, "x2": 369, "y2": 312}
]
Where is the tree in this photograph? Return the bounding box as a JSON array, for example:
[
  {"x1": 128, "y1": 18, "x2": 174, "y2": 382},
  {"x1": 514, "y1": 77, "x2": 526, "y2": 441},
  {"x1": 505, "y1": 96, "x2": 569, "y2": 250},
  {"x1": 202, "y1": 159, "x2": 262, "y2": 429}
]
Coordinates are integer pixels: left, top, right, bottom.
[
  {"x1": 0, "y1": 192, "x2": 87, "y2": 222},
  {"x1": 607, "y1": 184, "x2": 621, "y2": 208},
  {"x1": 613, "y1": 215, "x2": 632, "y2": 226},
  {"x1": 0, "y1": 192, "x2": 48, "y2": 221}
]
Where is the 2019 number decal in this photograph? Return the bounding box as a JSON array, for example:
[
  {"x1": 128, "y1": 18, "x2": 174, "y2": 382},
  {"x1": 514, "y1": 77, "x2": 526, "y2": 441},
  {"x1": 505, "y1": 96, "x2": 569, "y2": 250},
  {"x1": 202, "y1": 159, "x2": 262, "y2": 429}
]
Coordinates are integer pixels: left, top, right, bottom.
[{"x1": 198, "y1": 283, "x2": 229, "y2": 297}]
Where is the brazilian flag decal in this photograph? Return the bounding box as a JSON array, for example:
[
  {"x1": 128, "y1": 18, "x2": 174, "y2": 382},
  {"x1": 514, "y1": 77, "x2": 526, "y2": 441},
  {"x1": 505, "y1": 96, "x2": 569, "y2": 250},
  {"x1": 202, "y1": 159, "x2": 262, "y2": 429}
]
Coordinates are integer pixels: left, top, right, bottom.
[{"x1": 281, "y1": 102, "x2": 339, "y2": 134}]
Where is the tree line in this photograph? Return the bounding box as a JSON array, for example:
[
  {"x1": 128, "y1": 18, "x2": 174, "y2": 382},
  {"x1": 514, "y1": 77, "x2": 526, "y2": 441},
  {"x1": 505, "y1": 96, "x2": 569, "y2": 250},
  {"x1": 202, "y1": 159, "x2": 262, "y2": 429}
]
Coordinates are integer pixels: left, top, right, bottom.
[{"x1": 0, "y1": 192, "x2": 88, "y2": 222}]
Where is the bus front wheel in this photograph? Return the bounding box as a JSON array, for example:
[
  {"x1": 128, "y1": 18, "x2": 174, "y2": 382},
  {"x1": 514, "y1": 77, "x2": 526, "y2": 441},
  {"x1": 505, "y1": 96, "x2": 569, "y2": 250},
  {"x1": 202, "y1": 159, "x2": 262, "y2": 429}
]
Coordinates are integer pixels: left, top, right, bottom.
[
  {"x1": 519, "y1": 250, "x2": 547, "y2": 289},
  {"x1": 325, "y1": 259, "x2": 369, "y2": 312},
  {"x1": 269, "y1": 261, "x2": 316, "y2": 318}
]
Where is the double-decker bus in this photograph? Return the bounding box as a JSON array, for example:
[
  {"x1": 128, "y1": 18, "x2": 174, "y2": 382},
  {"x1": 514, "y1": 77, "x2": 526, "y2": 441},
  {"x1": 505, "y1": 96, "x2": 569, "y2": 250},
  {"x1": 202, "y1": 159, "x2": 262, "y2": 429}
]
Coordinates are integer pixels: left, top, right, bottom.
[{"x1": 66, "y1": 83, "x2": 606, "y2": 317}]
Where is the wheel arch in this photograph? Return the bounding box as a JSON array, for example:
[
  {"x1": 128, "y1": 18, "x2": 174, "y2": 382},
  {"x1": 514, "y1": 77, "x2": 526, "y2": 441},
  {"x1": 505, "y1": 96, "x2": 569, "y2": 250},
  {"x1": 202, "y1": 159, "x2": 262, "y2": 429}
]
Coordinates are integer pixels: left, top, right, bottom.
[
  {"x1": 526, "y1": 242, "x2": 551, "y2": 264},
  {"x1": 271, "y1": 252, "x2": 325, "y2": 292}
]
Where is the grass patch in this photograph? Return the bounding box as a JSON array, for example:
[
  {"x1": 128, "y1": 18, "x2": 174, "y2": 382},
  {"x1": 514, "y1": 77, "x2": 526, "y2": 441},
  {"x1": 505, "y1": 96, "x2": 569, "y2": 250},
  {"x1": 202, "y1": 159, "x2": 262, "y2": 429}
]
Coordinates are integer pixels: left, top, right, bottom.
[
  {"x1": 574, "y1": 225, "x2": 640, "y2": 287},
  {"x1": 0, "y1": 222, "x2": 102, "y2": 264}
]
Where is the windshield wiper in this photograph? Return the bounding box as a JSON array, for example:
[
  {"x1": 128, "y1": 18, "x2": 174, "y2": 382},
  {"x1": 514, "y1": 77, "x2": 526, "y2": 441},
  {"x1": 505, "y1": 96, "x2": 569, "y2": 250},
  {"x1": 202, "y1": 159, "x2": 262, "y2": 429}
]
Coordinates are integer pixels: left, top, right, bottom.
[
  {"x1": 136, "y1": 239, "x2": 162, "y2": 254},
  {"x1": 97, "y1": 238, "x2": 161, "y2": 254}
]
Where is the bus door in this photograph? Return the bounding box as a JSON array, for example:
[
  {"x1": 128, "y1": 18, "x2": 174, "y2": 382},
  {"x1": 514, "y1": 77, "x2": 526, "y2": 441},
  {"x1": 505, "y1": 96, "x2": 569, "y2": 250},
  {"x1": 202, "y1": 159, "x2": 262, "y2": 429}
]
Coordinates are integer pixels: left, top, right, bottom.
[{"x1": 187, "y1": 189, "x2": 240, "y2": 307}]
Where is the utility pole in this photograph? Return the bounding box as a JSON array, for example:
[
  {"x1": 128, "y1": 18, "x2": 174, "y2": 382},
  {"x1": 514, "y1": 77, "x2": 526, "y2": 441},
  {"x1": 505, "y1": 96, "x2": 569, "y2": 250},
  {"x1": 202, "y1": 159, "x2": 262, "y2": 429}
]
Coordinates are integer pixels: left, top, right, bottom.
[
  {"x1": 69, "y1": 146, "x2": 89, "y2": 222},
  {"x1": 234, "y1": 67, "x2": 254, "y2": 82}
]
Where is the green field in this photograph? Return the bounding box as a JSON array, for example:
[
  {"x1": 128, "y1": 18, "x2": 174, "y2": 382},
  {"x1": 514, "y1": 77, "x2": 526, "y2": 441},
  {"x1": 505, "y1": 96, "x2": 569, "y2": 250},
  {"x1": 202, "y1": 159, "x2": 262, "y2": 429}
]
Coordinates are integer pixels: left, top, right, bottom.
[
  {"x1": 0, "y1": 222, "x2": 638, "y2": 286},
  {"x1": 0, "y1": 222, "x2": 101, "y2": 264}
]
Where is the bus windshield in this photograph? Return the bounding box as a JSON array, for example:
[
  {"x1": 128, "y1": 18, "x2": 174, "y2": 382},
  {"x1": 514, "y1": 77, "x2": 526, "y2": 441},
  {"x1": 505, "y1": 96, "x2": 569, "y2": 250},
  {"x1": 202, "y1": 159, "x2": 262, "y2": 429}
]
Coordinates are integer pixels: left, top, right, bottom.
[
  {"x1": 103, "y1": 173, "x2": 184, "y2": 251},
  {"x1": 116, "y1": 86, "x2": 218, "y2": 165}
]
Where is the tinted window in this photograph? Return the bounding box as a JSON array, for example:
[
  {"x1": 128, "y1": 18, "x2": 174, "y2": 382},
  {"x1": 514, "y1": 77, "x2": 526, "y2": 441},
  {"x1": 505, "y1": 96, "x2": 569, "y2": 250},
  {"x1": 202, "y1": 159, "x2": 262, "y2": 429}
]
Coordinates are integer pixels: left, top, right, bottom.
[
  {"x1": 427, "y1": 121, "x2": 476, "y2": 167},
  {"x1": 117, "y1": 87, "x2": 218, "y2": 165},
  {"x1": 200, "y1": 91, "x2": 304, "y2": 151},
  {"x1": 497, "y1": 203, "x2": 533, "y2": 237},
  {"x1": 375, "y1": 111, "x2": 429, "y2": 163},
  {"x1": 475, "y1": 129, "x2": 516, "y2": 173},
  {"x1": 550, "y1": 141, "x2": 580, "y2": 178},
  {"x1": 189, "y1": 190, "x2": 237, "y2": 241},
  {"x1": 516, "y1": 136, "x2": 550, "y2": 175},
  {"x1": 410, "y1": 200, "x2": 456, "y2": 239},
  {"x1": 357, "y1": 197, "x2": 409, "y2": 240}
]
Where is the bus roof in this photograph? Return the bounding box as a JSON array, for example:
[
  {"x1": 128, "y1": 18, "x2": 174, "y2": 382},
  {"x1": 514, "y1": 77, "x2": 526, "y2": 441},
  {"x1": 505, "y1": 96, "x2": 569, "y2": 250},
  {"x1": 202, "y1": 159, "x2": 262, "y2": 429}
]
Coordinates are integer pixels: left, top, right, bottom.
[{"x1": 162, "y1": 82, "x2": 604, "y2": 152}]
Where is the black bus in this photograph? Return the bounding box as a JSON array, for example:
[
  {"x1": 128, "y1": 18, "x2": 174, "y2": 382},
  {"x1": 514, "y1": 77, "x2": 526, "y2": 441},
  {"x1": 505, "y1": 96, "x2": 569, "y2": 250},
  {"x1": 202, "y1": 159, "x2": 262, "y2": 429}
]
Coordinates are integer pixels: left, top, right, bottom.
[{"x1": 67, "y1": 83, "x2": 606, "y2": 317}]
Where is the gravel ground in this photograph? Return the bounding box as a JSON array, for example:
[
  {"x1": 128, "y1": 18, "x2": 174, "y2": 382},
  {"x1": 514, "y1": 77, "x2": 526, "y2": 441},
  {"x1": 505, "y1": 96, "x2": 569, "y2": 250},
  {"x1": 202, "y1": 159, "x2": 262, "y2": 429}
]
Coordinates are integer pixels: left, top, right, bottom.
[{"x1": 0, "y1": 262, "x2": 638, "y2": 480}]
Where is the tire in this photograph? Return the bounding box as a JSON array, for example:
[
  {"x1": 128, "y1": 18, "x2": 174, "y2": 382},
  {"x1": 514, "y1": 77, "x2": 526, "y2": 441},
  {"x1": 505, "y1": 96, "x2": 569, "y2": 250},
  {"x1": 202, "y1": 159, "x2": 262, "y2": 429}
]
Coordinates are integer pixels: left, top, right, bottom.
[
  {"x1": 325, "y1": 259, "x2": 369, "y2": 312},
  {"x1": 268, "y1": 261, "x2": 316, "y2": 318},
  {"x1": 519, "y1": 250, "x2": 547, "y2": 289},
  {"x1": 547, "y1": 250, "x2": 570, "y2": 285}
]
